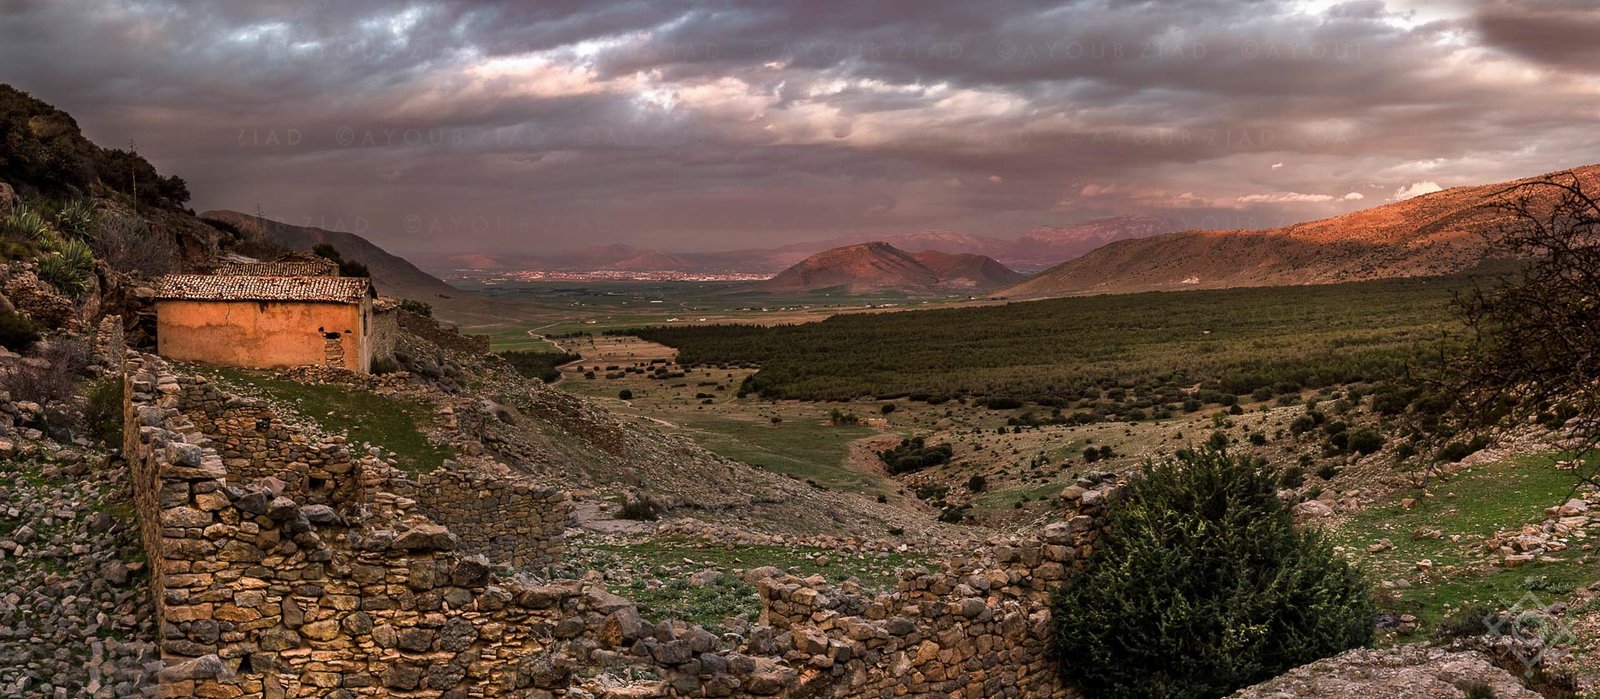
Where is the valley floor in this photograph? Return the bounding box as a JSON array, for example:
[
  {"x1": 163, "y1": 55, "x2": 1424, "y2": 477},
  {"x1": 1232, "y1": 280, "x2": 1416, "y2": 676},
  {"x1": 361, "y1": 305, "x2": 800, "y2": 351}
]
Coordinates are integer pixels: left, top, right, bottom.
[{"x1": 553, "y1": 333, "x2": 1600, "y2": 690}]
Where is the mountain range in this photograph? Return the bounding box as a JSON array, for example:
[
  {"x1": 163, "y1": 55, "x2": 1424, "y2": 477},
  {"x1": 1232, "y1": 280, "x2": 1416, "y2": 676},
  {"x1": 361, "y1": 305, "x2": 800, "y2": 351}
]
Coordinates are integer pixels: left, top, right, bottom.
[
  {"x1": 755, "y1": 242, "x2": 1025, "y2": 293},
  {"x1": 995, "y1": 164, "x2": 1600, "y2": 299},
  {"x1": 428, "y1": 215, "x2": 1185, "y2": 275}
]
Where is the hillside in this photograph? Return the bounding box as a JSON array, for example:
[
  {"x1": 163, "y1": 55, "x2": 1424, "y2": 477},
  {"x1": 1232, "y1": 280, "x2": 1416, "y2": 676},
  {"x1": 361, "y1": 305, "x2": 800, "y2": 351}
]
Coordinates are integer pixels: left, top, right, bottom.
[
  {"x1": 202, "y1": 209, "x2": 462, "y2": 306},
  {"x1": 910, "y1": 249, "x2": 1029, "y2": 288},
  {"x1": 998, "y1": 165, "x2": 1600, "y2": 298},
  {"x1": 755, "y1": 241, "x2": 1023, "y2": 293},
  {"x1": 1007, "y1": 215, "x2": 1186, "y2": 267}
]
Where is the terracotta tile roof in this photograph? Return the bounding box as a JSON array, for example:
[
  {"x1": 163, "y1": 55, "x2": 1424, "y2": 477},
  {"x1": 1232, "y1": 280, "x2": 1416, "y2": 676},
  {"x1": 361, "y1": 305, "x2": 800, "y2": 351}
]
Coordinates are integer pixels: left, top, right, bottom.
[
  {"x1": 155, "y1": 275, "x2": 373, "y2": 303},
  {"x1": 214, "y1": 260, "x2": 338, "y2": 277}
]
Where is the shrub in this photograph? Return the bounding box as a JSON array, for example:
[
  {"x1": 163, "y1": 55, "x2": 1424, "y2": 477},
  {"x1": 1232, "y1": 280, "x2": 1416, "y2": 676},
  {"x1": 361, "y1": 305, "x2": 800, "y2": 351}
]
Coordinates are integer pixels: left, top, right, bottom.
[
  {"x1": 399, "y1": 299, "x2": 433, "y2": 317},
  {"x1": 1348, "y1": 428, "x2": 1385, "y2": 456},
  {"x1": 92, "y1": 214, "x2": 178, "y2": 275},
  {"x1": 83, "y1": 377, "x2": 124, "y2": 446},
  {"x1": 618, "y1": 389, "x2": 633, "y2": 400},
  {"x1": 618, "y1": 495, "x2": 663, "y2": 521},
  {"x1": 0, "y1": 310, "x2": 42, "y2": 351},
  {"x1": 967, "y1": 474, "x2": 987, "y2": 492},
  {"x1": 312, "y1": 242, "x2": 371, "y2": 277},
  {"x1": 878, "y1": 437, "x2": 954, "y2": 475},
  {"x1": 1438, "y1": 435, "x2": 1491, "y2": 463},
  {"x1": 1052, "y1": 446, "x2": 1373, "y2": 698}
]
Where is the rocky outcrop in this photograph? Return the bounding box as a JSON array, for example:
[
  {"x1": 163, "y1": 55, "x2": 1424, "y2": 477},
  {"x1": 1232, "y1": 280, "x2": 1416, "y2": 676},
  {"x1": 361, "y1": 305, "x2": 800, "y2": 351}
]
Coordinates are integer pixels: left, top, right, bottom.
[{"x1": 1232, "y1": 644, "x2": 1543, "y2": 698}]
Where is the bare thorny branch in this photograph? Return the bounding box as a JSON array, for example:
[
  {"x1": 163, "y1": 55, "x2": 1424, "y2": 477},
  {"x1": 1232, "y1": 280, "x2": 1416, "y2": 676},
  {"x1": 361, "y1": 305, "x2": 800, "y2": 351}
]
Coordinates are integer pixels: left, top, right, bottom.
[{"x1": 1414, "y1": 172, "x2": 1600, "y2": 495}]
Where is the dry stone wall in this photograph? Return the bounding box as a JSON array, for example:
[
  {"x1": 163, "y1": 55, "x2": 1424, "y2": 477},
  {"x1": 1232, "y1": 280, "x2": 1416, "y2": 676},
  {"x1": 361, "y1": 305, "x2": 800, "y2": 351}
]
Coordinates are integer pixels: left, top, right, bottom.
[
  {"x1": 382, "y1": 467, "x2": 568, "y2": 570},
  {"x1": 398, "y1": 310, "x2": 490, "y2": 355},
  {"x1": 170, "y1": 372, "x2": 363, "y2": 506},
  {"x1": 126, "y1": 351, "x2": 1120, "y2": 697}
]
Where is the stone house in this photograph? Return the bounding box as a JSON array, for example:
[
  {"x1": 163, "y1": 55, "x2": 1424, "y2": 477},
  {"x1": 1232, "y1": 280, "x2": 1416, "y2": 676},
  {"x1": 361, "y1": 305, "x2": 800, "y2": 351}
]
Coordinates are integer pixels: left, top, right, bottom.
[{"x1": 153, "y1": 274, "x2": 378, "y2": 372}]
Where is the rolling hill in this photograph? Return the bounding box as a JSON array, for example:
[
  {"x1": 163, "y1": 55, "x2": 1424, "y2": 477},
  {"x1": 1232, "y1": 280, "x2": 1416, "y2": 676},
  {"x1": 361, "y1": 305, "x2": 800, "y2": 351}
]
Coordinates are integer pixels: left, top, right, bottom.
[
  {"x1": 755, "y1": 242, "x2": 1024, "y2": 293},
  {"x1": 202, "y1": 210, "x2": 462, "y2": 306},
  {"x1": 996, "y1": 165, "x2": 1600, "y2": 298}
]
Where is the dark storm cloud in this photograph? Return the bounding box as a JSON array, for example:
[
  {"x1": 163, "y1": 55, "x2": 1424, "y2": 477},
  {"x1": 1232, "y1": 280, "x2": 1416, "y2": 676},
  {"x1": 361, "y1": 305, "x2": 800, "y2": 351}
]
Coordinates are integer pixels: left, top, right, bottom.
[
  {"x1": 1475, "y1": 0, "x2": 1600, "y2": 72},
  {"x1": 1, "y1": 0, "x2": 1597, "y2": 255}
]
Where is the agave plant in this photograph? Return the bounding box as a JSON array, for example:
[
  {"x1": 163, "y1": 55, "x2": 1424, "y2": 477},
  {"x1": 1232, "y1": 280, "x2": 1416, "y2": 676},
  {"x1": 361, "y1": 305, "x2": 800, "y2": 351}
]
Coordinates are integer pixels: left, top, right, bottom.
[
  {"x1": 36, "y1": 237, "x2": 96, "y2": 298},
  {"x1": 54, "y1": 198, "x2": 97, "y2": 242},
  {"x1": 2, "y1": 206, "x2": 53, "y2": 241}
]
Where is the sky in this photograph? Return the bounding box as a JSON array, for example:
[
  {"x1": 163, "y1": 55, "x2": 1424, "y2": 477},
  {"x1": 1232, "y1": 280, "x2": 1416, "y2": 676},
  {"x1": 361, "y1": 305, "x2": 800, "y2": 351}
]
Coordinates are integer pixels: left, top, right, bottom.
[{"x1": 2, "y1": 0, "x2": 1598, "y2": 256}]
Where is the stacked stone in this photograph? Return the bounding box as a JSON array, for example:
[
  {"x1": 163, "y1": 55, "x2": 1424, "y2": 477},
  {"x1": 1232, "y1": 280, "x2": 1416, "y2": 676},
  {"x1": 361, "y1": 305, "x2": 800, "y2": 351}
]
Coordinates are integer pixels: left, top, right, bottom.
[
  {"x1": 386, "y1": 468, "x2": 569, "y2": 569},
  {"x1": 175, "y1": 373, "x2": 362, "y2": 506},
  {"x1": 397, "y1": 311, "x2": 490, "y2": 355}
]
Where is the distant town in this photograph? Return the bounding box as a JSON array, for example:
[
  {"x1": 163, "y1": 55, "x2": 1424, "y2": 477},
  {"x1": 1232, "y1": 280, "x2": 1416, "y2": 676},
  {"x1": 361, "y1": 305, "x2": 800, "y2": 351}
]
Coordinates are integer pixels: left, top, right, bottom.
[{"x1": 460, "y1": 269, "x2": 774, "y2": 283}]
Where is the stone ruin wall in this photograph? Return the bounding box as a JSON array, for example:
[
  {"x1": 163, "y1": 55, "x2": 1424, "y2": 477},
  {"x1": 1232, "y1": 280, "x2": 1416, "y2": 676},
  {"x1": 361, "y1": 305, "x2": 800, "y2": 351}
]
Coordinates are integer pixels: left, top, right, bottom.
[
  {"x1": 125, "y1": 351, "x2": 1121, "y2": 698},
  {"x1": 384, "y1": 469, "x2": 567, "y2": 570},
  {"x1": 398, "y1": 310, "x2": 491, "y2": 355},
  {"x1": 172, "y1": 374, "x2": 363, "y2": 506}
]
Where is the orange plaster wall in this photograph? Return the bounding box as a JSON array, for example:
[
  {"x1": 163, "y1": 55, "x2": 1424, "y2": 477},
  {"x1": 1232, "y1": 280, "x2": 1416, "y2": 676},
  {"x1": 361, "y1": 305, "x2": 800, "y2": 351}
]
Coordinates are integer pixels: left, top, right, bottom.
[{"x1": 156, "y1": 299, "x2": 370, "y2": 372}]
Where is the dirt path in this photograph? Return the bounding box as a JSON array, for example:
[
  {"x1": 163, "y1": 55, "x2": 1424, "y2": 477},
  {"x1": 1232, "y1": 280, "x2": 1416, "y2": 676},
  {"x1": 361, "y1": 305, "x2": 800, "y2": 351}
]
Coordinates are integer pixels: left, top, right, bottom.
[{"x1": 568, "y1": 496, "x2": 655, "y2": 535}]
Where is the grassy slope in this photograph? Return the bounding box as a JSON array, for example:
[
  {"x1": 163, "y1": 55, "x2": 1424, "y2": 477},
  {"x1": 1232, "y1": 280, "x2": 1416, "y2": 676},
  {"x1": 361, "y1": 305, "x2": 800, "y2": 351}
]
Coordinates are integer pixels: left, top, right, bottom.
[
  {"x1": 204, "y1": 367, "x2": 455, "y2": 474},
  {"x1": 1333, "y1": 453, "x2": 1597, "y2": 635}
]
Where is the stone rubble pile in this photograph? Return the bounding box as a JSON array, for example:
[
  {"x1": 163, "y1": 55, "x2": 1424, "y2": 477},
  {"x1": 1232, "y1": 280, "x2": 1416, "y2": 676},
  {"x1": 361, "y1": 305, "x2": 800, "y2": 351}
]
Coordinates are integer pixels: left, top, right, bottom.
[{"x1": 0, "y1": 402, "x2": 159, "y2": 698}]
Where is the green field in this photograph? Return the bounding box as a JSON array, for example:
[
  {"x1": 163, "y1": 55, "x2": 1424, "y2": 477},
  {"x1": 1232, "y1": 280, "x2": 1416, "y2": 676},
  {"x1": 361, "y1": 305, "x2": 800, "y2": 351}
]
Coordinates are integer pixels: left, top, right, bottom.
[
  {"x1": 623, "y1": 276, "x2": 1471, "y2": 419},
  {"x1": 449, "y1": 278, "x2": 982, "y2": 350}
]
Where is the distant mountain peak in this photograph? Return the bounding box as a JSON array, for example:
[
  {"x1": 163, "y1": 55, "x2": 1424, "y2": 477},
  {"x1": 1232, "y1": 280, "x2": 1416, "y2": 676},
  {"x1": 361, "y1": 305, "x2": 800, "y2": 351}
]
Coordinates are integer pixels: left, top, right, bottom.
[{"x1": 756, "y1": 241, "x2": 1023, "y2": 293}]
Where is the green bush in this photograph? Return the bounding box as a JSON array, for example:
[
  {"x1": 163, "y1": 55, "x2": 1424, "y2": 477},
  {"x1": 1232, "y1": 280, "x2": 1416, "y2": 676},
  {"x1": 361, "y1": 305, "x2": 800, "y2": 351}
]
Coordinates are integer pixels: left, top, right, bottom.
[
  {"x1": 0, "y1": 310, "x2": 42, "y2": 351},
  {"x1": 1348, "y1": 428, "x2": 1385, "y2": 455},
  {"x1": 878, "y1": 437, "x2": 954, "y2": 475},
  {"x1": 1051, "y1": 446, "x2": 1373, "y2": 698},
  {"x1": 83, "y1": 377, "x2": 124, "y2": 446},
  {"x1": 398, "y1": 299, "x2": 433, "y2": 317}
]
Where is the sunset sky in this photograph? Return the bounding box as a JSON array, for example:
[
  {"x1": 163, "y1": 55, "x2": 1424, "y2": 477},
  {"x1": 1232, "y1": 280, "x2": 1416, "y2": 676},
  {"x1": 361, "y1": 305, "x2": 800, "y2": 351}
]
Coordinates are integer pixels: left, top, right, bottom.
[{"x1": 3, "y1": 0, "x2": 1598, "y2": 255}]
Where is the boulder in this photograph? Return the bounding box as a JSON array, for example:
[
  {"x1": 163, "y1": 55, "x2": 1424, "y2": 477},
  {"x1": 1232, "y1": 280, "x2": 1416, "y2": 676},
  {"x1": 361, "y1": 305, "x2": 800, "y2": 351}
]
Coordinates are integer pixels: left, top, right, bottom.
[
  {"x1": 392, "y1": 524, "x2": 457, "y2": 551},
  {"x1": 1293, "y1": 500, "x2": 1336, "y2": 518}
]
